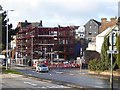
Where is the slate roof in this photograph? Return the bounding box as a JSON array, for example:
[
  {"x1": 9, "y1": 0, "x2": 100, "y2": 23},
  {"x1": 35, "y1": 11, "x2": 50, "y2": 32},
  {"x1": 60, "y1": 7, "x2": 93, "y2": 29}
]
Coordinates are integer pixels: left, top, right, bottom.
[{"x1": 92, "y1": 19, "x2": 101, "y2": 26}]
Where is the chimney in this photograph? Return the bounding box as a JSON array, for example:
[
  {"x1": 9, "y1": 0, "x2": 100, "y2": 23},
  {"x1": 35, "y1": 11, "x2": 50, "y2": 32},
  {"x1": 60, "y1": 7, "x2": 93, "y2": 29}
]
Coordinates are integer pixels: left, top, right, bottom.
[
  {"x1": 101, "y1": 18, "x2": 107, "y2": 23},
  {"x1": 25, "y1": 20, "x2": 28, "y2": 24},
  {"x1": 110, "y1": 17, "x2": 116, "y2": 22},
  {"x1": 110, "y1": 17, "x2": 117, "y2": 27},
  {"x1": 58, "y1": 24, "x2": 60, "y2": 28},
  {"x1": 39, "y1": 20, "x2": 43, "y2": 27}
]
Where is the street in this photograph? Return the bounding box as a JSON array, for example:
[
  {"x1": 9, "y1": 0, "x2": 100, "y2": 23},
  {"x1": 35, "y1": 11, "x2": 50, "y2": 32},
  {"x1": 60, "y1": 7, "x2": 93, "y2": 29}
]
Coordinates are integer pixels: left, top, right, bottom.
[
  {"x1": 1, "y1": 73, "x2": 72, "y2": 89},
  {"x1": 13, "y1": 65, "x2": 120, "y2": 89}
]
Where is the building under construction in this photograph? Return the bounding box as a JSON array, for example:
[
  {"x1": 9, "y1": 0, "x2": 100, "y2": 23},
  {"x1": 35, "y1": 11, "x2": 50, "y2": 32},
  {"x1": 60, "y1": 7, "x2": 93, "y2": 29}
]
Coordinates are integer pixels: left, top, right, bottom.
[{"x1": 16, "y1": 20, "x2": 78, "y2": 65}]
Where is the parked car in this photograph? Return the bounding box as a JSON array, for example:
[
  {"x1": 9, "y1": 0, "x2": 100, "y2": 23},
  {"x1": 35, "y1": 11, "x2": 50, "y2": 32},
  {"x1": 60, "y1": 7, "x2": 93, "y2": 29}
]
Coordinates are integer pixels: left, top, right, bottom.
[{"x1": 36, "y1": 64, "x2": 49, "y2": 72}]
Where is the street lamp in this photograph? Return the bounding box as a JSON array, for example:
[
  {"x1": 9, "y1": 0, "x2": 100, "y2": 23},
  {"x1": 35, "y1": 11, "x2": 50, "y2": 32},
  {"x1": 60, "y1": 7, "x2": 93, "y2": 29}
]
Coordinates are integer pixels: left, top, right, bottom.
[{"x1": 5, "y1": 10, "x2": 14, "y2": 70}]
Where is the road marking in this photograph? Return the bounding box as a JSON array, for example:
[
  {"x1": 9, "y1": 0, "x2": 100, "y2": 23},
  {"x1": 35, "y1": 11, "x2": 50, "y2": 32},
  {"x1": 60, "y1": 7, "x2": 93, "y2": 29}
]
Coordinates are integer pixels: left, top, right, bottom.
[
  {"x1": 10, "y1": 74, "x2": 22, "y2": 77},
  {"x1": 24, "y1": 81, "x2": 37, "y2": 86},
  {"x1": 69, "y1": 74, "x2": 74, "y2": 75},
  {"x1": 56, "y1": 72, "x2": 63, "y2": 74},
  {"x1": 79, "y1": 72, "x2": 86, "y2": 74},
  {"x1": 94, "y1": 85, "x2": 104, "y2": 88},
  {"x1": 96, "y1": 82, "x2": 104, "y2": 85},
  {"x1": 28, "y1": 74, "x2": 32, "y2": 75}
]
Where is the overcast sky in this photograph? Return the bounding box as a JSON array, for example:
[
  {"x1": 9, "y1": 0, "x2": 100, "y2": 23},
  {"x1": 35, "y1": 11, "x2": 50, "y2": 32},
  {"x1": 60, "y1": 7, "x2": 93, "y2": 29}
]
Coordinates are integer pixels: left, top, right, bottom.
[{"x1": 0, "y1": 0, "x2": 119, "y2": 28}]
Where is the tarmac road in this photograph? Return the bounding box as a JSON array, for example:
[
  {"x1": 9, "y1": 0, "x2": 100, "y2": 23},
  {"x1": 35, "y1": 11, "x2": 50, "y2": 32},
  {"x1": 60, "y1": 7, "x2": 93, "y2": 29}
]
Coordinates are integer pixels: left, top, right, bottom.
[
  {"x1": 13, "y1": 65, "x2": 120, "y2": 89},
  {"x1": 1, "y1": 73, "x2": 72, "y2": 89}
]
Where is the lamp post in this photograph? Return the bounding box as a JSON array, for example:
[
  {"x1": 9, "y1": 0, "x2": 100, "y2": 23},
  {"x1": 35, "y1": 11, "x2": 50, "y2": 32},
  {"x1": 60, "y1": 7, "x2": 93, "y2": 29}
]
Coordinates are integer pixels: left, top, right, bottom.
[{"x1": 5, "y1": 10, "x2": 14, "y2": 70}]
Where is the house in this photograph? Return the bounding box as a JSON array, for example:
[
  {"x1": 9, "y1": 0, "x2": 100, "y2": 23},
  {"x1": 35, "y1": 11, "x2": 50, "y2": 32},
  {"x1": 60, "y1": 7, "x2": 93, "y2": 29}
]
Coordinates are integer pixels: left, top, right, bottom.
[
  {"x1": 84, "y1": 19, "x2": 101, "y2": 42},
  {"x1": 85, "y1": 18, "x2": 117, "y2": 52},
  {"x1": 75, "y1": 25, "x2": 85, "y2": 39},
  {"x1": 96, "y1": 25, "x2": 118, "y2": 53},
  {"x1": 99, "y1": 17, "x2": 117, "y2": 33}
]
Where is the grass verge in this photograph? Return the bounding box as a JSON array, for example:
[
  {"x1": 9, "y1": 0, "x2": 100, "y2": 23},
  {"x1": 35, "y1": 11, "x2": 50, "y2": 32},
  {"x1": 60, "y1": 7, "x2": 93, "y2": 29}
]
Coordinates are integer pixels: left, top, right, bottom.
[{"x1": 1, "y1": 66, "x2": 23, "y2": 74}]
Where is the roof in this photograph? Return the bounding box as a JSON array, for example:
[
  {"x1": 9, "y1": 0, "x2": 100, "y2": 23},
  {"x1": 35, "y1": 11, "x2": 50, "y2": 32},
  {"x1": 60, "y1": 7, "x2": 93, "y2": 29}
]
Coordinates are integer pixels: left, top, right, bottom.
[
  {"x1": 20, "y1": 22, "x2": 31, "y2": 28},
  {"x1": 92, "y1": 19, "x2": 101, "y2": 26},
  {"x1": 85, "y1": 19, "x2": 101, "y2": 26},
  {"x1": 96, "y1": 25, "x2": 118, "y2": 37}
]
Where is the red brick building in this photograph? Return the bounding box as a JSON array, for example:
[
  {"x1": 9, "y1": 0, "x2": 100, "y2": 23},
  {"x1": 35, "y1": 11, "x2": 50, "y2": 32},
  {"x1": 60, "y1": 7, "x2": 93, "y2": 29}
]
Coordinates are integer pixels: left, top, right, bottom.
[{"x1": 16, "y1": 20, "x2": 78, "y2": 65}]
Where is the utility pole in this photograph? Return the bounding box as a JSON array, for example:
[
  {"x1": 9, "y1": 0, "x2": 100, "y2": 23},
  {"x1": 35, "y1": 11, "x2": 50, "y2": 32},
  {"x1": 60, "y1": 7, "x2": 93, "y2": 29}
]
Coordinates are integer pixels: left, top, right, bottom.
[{"x1": 4, "y1": 10, "x2": 14, "y2": 70}]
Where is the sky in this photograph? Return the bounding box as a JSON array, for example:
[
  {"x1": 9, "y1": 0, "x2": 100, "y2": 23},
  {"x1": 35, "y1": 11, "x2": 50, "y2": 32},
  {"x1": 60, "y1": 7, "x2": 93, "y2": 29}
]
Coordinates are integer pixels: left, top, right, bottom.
[{"x1": 0, "y1": 0, "x2": 119, "y2": 29}]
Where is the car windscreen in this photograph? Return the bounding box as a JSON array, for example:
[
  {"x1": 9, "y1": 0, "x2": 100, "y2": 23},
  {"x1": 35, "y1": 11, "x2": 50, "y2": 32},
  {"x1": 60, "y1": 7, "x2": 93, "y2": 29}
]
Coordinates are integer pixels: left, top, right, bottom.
[{"x1": 39, "y1": 64, "x2": 47, "y2": 67}]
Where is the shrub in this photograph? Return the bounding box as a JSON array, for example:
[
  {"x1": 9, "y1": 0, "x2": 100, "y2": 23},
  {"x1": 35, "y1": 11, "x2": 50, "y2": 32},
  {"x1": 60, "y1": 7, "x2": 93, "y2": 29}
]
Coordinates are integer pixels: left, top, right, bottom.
[
  {"x1": 88, "y1": 59, "x2": 99, "y2": 71},
  {"x1": 88, "y1": 59, "x2": 110, "y2": 71}
]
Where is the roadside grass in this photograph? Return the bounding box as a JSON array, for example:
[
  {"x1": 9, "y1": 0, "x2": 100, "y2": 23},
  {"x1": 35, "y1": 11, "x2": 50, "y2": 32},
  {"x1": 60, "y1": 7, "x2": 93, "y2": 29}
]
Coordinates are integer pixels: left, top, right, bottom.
[{"x1": 1, "y1": 66, "x2": 23, "y2": 74}]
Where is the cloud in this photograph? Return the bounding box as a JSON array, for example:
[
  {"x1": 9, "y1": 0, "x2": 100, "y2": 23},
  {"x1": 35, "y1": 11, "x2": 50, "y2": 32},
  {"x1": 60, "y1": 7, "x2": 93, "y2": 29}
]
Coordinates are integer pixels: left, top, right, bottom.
[{"x1": 1, "y1": 0, "x2": 119, "y2": 28}]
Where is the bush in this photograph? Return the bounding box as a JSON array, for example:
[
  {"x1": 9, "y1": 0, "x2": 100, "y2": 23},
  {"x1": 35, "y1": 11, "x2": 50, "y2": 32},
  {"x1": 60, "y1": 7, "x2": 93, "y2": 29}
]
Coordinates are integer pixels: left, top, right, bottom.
[
  {"x1": 88, "y1": 59, "x2": 99, "y2": 71},
  {"x1": 88, "y1": 59, "x2": 110, "y2": 71}
]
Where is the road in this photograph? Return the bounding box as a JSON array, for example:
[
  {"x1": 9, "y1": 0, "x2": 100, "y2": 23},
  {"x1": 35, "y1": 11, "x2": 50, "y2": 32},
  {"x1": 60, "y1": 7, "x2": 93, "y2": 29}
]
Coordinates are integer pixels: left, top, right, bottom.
[
  {"x1": 1, "y1": 73, "x2": 73, "y2": 89},
  {"x1": 13, "y1": 65, "x2": 120, "y2": 89}
]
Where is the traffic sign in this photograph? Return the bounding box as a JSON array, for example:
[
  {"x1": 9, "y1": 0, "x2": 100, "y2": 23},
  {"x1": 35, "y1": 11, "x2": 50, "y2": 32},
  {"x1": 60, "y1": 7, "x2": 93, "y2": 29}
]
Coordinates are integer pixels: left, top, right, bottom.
[
  {"x1": 107, "y1": 50, "x2": 119, "y2": 54},
  {"x1": 109, "y1": 31, "x2": 117, "y2": 46}
]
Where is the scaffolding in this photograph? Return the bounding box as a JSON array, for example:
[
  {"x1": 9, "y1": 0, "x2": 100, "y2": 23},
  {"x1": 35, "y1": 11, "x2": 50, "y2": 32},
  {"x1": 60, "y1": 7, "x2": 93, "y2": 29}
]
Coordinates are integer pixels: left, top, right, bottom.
[{"x1": 16, "y1": 22, "x2": 78, "y2": 65}]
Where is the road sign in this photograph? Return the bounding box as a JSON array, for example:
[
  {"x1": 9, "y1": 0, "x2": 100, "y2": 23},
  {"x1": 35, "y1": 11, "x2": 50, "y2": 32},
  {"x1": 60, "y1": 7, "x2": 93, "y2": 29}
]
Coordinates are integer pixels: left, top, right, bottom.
[
  {"x1": 107, "y1": 50, "x2": 119, "y2": 54},
  {"x1": 109, "y1": 46, "x2": 117, "y2": 51},
  {"x1": 109, "y1": 31, "x2": 117, "y2": 46}
]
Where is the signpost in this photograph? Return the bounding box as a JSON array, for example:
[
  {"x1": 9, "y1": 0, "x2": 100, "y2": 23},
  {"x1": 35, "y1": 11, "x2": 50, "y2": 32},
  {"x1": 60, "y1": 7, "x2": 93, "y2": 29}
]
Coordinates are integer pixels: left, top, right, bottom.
[{"x1": 107, "y1": 29, "x2": 119, "y2": 90}]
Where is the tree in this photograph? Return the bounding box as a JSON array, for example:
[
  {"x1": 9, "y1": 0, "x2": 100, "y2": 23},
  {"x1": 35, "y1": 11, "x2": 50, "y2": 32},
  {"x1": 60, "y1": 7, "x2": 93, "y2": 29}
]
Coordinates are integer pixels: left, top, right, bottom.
[
  {"x1": 116, "y1": 35, "x2": 120, "y2": 69},
  {"x1": 1, "y1": 6, "x2": 18, "y2": 50},
  {"x1": 0, "y1": 13, "x2": 2, "y2": 51},
  {"x1": 2, "y1": 11, "x2": 7, "y2": 50},
  {"x1": 101, "y1": 35, "x2": 110, "y2": 70},
  {"x1": 0, "y1": 5, "x2": 2, "y2": 11}
]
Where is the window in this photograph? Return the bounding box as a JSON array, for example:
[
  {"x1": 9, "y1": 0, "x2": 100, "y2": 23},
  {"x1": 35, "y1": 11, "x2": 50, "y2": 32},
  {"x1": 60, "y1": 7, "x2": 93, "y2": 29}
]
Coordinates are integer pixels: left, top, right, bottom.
[
  {"x1": 90, "y1": 25, "x2": 92, "y2": 29},
  {"x1": 95, "y1": 25, "x2": 97, "y2": 28},
  {"x1": 88, "y1": 32, "x2": 92, "y2": 35},
  {"x1": 94, "y1": 32, "x2": 97, "y2": 34},
  {"x1": 88, "y1": 38, "x2": 92, "y2": 42}
]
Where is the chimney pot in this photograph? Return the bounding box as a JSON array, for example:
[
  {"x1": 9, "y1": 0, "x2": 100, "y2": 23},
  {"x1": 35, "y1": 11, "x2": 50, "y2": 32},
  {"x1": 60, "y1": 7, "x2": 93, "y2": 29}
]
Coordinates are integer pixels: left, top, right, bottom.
[
  {"x1": 39, "y1": 20, "x2": 42, "y2": 26},
  {"x1": 101, "y1": 18, "x2": 107, "y2": 20}
]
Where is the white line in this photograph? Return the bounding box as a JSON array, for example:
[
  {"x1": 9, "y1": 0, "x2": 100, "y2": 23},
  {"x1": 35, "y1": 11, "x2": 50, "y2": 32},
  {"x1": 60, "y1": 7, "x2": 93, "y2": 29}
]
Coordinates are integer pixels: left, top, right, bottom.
[
  {"x1": 56, "y1": 72, "x2": 63, "y2": 74},
  {"x1": 24, "y1": 81, "x2": 37, "y2": 86},
  {"x1": 28, "y1": 74, "x2": 32, "y2": 75},
  {"x1": 41, "y1": 86, "x2": 47, "y2": 88},
  {"x1": 69, "y1": 74, "x2": 74, "y2": 75},
  {"x1": 94, "y1": 85, "x2": 104, "y2": 88}
]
